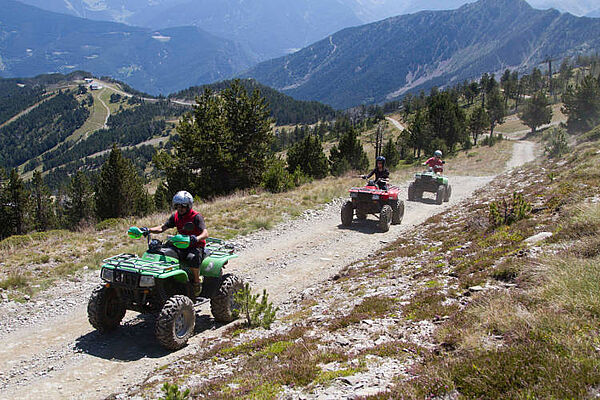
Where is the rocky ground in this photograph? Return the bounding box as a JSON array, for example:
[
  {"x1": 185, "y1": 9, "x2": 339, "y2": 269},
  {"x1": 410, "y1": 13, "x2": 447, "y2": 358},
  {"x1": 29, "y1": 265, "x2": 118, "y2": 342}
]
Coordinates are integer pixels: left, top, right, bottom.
[
  {"x1": 0, "y1": 141, "x2": 535, "y2": 400},
  {"x1": 116, "y1": 151, "x2": 552, "y2": 399}
]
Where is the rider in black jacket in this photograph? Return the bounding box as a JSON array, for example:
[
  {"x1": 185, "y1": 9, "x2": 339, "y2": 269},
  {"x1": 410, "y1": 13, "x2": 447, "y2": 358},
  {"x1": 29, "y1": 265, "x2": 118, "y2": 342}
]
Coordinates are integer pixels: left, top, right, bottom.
[{"x1": 362, "y1": 156, "x2": 390, "y2": 190}]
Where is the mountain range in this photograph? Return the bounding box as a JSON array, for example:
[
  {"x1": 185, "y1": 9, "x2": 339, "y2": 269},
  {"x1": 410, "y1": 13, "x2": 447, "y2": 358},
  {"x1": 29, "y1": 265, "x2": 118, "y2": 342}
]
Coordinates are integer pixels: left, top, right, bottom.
[
  {"x1": 0, "y1": 0, "x2": 256, "y2": 95},
  {"x1": 4, "y1": 0, "x2": 600, "y2": 105},
  {"x1": 13, "y1": 1, "x2": 600, "y2": 62},
  {"x1": 243, "y1": 0, "x2": 600, "y2": 108}
]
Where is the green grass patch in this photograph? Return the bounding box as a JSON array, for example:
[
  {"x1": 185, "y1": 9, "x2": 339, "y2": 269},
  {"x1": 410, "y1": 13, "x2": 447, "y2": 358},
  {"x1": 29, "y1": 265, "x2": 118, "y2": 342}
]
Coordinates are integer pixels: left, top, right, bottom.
[
  {"x1": 313, "y1": 363, "x2": 366, "y2": 385},
  {"x1": 0, "y1": 273, "x2": 29, "y2": 290}
]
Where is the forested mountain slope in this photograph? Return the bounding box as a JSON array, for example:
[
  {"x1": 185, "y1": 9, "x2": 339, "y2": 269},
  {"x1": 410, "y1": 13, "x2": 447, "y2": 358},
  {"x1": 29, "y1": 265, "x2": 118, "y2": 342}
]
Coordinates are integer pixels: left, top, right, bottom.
[
  {"x1": 170, "y1": 79, "x2": 338, "y2": 125},
  {"x1": 0, "y1": 0, "x2": 256, "y2": 95}
]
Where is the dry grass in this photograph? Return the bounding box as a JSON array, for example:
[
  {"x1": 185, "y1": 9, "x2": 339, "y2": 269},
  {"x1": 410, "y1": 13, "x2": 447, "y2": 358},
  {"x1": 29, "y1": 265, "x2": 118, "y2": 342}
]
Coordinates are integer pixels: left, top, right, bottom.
[
  {"x1": 496, "y1": 103, "x2": 566, "y2": 135},
  {"x1": 370, "y1": 130, "x2": 600, "y2": 399},
  {"x1": 445, "y1": 140, "x2": 514, "y2": 176}
]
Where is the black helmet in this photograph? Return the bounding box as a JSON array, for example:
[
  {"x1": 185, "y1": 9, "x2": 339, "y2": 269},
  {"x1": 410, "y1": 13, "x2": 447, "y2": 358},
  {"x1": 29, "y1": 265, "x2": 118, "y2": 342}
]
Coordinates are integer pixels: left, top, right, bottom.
[{"x1": 376, "y1": 156, "x2": 386, "y2": 166}]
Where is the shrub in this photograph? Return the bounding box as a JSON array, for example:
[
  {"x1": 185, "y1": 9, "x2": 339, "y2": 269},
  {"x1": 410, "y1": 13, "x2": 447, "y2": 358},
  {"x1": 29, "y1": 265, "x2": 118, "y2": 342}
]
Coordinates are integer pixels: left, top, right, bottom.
[
  {"x1": 234, "y1": 283, "x2": 278, "y2": 329},
  {"x1": 481, "y1": 133, "x2": 503, "y2": 147},
  {"x1": 489, "y1": 192, "x2": 532, "y2": 227},
  {"x1": 261, "y1": 158, "x2": 295, "y2": 193},
  {"x1": 95, "y1": 218, "x2": 127, "y2": 231},
  {"x1": 544, "y1": 127, "x2": 569, "y2": 158},
  {"x1": 159, "y1": 383, "x2": 189, "y2": 400},
  {"x1": 286, "y1": 135, "x2": 328, "y2": 179}
]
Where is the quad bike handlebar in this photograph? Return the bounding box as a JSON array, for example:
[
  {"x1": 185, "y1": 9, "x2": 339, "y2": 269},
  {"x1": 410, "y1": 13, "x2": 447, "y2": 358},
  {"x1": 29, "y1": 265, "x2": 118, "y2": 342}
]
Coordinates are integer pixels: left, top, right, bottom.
[{"x1": 127, "y1": 226, "x2": 235, "y2": 252}]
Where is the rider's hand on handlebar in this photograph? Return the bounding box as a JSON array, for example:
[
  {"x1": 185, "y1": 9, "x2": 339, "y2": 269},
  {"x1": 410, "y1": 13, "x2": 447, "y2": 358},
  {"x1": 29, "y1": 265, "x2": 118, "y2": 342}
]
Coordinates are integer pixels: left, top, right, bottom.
[
  {"x1": 189, "y1": 235, "x2": 198, "y2": 246},
  {"x1": 361, "y1": 175, "x2": 367, "y2": 179},
  {"x1": 140, "y1": 227, "x2": 150, "y2": 237}
]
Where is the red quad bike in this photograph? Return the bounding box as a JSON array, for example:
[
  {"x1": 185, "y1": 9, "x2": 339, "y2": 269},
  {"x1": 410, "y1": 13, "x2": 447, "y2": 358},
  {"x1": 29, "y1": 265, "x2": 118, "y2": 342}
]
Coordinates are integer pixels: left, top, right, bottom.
[{"x1": 341, "y1": 179, "x2": 404, "y2": 232}]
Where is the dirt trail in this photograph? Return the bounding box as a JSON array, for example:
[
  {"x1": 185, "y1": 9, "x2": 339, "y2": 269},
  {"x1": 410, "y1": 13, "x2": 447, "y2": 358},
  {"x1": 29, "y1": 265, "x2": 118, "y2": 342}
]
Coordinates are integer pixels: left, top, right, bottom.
[
  {"x1": 0, "y1": 94, "x2": 58, "y2": 130},
  {"x1": 0, "y1": 141, "x2": 536, "y2": 400},
  {"x1": 386, "y1": 116, "x2": 405, "y2": 132},
  {"x1": 96, "y1": 92, "x2": 111, "y2": 129}
]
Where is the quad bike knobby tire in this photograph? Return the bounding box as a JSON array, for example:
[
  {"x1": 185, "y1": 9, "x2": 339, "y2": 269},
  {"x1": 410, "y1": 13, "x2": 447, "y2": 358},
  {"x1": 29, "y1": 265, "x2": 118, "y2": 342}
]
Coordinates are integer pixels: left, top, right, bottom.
[
  {"x1": 391, "y1": 199, "x2": 404, "y2": 225},
  {"x1": 211, "y1": 274, "x2": 244, "y2": 323},
  {"x1": 88, "y1": 284, "x2": 126, "y2": 333},
  {"x1": 407, "y1": 183, "x2": 415, "y2": 201},
  {"x1": 379, "y1": 205, "x2": 393, "y2": 232},
  {"x1": 444, "y1": 185, "x2": 452, "y2": 202},
  {"x1": 155, "y1": 295, "x2": 195, "y2": 350},
  {"x1": 341, "y1": 200, "x2": 354, "y2": 227},
  {"x1": 435, "y1": 186, "x2": 446, "y2": 205}
]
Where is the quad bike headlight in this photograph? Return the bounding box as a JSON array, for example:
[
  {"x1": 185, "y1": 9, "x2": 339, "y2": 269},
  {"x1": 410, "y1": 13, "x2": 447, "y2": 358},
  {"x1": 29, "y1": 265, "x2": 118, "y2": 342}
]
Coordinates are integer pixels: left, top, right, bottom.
[
  {"x1": 350, "y1": 192, "x2": 358, "y2": 198},
  {"x1": 139, "y1": 275, "x2": 155, "y2": 288},
  {"x1": 372, "y1": 194, "x2": 380, "y2": 200},
  {"x1": 101, "y1": 268, "x2": 114, "y2": 282}
]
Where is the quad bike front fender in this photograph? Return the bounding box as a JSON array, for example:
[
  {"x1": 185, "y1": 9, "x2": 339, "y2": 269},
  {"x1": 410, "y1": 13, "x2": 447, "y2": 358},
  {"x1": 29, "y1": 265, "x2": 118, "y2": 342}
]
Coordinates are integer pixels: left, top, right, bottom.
[
  {"x1": 200, "y1": 254, "x2": 238, "y2": 278},
  {"x1": 157, "y1": 269, "x2": 190, "y2": 283}
]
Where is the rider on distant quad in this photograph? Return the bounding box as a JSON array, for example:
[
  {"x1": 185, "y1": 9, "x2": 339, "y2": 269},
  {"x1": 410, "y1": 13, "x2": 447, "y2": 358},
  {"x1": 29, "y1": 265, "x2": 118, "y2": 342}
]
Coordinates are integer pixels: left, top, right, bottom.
[
  {"x1": 146, "y1": 191, "x2": 209, "y2": 296},
  {"x1": 362, "y1": 156, "x2": 390, "y2": 190},
  {"x1": 424, "y1": 150, "x2": 444, "y2": 174}
]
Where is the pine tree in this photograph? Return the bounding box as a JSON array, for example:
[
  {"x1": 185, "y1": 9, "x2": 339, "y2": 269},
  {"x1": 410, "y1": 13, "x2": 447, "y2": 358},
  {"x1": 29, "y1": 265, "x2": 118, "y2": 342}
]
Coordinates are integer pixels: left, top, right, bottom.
[
  {"x1": 427, "y1": 91, "x2": 467, "y2": 152},
  {"x1": 501, "y1": 69, "x2": 512, "y2": 107},
  {"x1": 329, "y1": 126, "x2": 368, "y2": 176},
  {"x1": 154, "y1": 183, "x2": 171, "y2": 211},
  {"x1": 5, "y1": 169, "x2": 29, "y2": 235},
  {"x1": 468, "y1": 107, "x2": 490, "y2": 146},
  {"x1": 406, "y1": 109, "x2": 431, "y2": 158},
  {"x1": 520, "y1": 92, "x2": 553, "y2": 133},
  {"x1": 170, "y1": 80, "x2": 273, "y2": 198},
  {"x1": 382, "y1": 139, "x2": 401, "y2": 169},
  {"x1": 30, "y1": 170, "x2": 55, "y2": 231},
  {"x1": 286, "y1": 135, "x2": 328, "y2": 179},
  {"x1": 95, "y1": 145, "x2": 148, "y2": 220},
  {"x1": 562, "y1": 75, "x2": 600, "y2": 133},
  {"x1": 486, "y1": 87, "x2": 507, "y2": 139},
  {"x1": 65, "y1": 171, "x2": 95, "y2": 228},
  {"x1": 0, "y1": 168, "x2": 11, "y2": 239}
]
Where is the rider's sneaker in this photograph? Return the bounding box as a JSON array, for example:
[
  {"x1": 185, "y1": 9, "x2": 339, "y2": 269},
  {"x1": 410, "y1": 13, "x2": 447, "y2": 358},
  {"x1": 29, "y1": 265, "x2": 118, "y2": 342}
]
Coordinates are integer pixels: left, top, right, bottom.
[{"x1": 193, "y1": 283, "x2": 202, "y2": 297}]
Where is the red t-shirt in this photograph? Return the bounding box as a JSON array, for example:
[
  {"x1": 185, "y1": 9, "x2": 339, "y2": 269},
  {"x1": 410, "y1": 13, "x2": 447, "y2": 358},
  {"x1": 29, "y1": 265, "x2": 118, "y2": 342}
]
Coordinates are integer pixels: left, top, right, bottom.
[{"x1": 425, "y1": 157, "x2": 444, "y2": 173}]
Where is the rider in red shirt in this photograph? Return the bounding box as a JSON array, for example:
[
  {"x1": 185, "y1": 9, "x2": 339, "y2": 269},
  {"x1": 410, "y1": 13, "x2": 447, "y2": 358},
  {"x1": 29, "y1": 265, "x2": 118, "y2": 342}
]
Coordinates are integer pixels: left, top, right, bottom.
[
  {"x1": 424, "y1": 150, "x2": 444, "y2": 174},
  {"x1": 147, "y1": 191, "x2": 209, "y2": 296}
]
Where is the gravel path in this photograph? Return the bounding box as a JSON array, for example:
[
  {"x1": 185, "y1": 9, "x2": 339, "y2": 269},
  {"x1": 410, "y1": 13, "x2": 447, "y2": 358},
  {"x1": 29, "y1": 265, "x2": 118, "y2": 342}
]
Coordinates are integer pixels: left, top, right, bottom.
[
  {"x1": 385, "y1": 116, "x2": 405, "y2": 132},
  {"x1": 0, "y1": 141, "x2": 536, "y2": 400}
]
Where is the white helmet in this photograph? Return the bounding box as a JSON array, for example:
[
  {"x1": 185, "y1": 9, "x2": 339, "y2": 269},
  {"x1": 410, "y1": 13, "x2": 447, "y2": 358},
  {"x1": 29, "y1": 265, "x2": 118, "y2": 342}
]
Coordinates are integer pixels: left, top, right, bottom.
[
  {"x1": 434, "y1": 150, "x2": 442, "y2": 157},
  {"x1": 172, "y1": 191, "x2": 193, "y2": 208}
]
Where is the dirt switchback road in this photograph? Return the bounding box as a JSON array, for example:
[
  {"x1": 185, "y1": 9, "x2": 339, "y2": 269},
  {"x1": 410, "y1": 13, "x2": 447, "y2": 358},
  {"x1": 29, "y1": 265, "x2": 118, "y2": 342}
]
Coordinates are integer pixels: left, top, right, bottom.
[{"x1": 0, "y1": 141, "x2": 537, "y2": 400}]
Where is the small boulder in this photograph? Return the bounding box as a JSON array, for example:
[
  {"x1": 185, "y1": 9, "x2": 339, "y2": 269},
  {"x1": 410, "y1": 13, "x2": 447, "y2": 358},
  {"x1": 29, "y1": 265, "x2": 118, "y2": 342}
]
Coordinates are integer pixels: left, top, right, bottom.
[
  {"x1": 524, "y1": 232, "x2": 553, "y2": 244},
  {"x1": 468, "y1": 285, "x2": 485, "y2": 292}
]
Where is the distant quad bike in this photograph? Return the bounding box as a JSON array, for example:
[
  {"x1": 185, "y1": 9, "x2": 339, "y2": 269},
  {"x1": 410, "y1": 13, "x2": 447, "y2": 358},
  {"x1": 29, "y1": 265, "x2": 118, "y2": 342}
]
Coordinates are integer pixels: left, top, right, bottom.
[
  {"x1": 408, "y1": 171, "x2": 452, "y2": 205},
  {"x1": 341, "y1": 179, "x2": 404, "y2": 232},
  {"x1": 87, "y1": 227, "x2": 243, "y2": 350}
]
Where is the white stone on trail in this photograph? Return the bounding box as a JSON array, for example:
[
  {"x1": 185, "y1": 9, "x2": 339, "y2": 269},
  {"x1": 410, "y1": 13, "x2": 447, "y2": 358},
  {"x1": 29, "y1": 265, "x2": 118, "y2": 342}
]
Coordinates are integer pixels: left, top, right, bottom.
[
  {"x1": 524, "y1": 232, "x2": 553, "y2": 244},
  {"x1": 468, "y1": 285, "x2": 485, "y2": 292}
]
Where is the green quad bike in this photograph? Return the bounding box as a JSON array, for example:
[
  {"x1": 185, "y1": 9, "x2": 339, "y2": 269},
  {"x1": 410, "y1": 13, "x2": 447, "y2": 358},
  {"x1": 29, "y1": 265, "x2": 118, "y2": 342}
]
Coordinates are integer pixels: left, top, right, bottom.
[
  {"x1": 407, "y1": 171, "x2": 452, "y2": 205},
  {"x1": 87, "y1": 227, "x2": 243, "y2": 350}
]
